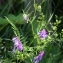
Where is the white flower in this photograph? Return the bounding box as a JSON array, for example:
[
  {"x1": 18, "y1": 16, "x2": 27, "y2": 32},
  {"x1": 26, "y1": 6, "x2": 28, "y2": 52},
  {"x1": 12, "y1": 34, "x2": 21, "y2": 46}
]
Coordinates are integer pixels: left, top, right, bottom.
[{"x1": 23, "y1": 14, "x2": 29, "y2": 23}]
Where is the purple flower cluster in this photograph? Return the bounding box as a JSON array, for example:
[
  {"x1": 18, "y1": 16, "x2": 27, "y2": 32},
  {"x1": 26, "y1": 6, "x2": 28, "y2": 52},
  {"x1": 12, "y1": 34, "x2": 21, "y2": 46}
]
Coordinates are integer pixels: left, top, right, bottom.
[
  {"x1": 12, "y1": 29, "x2": 46, "y2": 62},
  {"x1": 12, "y1": 37, "x2": 23, "y2": 53},
  {"x1": 38, "y1": 29, "x2": 48, "y2": 39},
  {"x1": 34, "y1": 51, "x2": 44, "y2": 63}
]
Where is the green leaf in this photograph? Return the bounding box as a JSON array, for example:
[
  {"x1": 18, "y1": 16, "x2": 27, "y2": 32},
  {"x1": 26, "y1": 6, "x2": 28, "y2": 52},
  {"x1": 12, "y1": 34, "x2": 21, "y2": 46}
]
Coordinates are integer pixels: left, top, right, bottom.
[{"x1": 0, "y1": 13, "x2": 26, "y2": 25}]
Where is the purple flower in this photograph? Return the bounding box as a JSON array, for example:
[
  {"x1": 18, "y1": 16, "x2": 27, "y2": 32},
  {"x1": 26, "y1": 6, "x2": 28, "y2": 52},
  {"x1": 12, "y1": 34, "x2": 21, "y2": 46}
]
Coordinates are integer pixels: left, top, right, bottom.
[
  {"x1": 23, "y1": 14, "x2": 29, "y2": 23},
  {"x1": 38, "y1": 29, "x2": 48, "y2": 39},
  {"x1": 34, "y1": 51, "x2": 44, "y2": 63},
  {"x1": 12, "y1": 37, "x2": 23, "y2": 52}
]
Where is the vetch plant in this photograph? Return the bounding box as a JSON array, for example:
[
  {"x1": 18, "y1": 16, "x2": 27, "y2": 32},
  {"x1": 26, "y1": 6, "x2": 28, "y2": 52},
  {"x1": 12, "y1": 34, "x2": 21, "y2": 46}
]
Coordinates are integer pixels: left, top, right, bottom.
[
  {"x1": 23, "y1": 13, "x2": 29, "y2": 23},
  {"x1": 0, "y1": 0, "x2": 62, "y2": 63},
  {"x1": 38, "y1": 29, "x2": 48, "y2": 39},
  {"x1": 12, "y1": 37, "x2": 23, "y2": 53},
  {"x1": 33, "y1": 51, "x2": 44, "y2": 63}
]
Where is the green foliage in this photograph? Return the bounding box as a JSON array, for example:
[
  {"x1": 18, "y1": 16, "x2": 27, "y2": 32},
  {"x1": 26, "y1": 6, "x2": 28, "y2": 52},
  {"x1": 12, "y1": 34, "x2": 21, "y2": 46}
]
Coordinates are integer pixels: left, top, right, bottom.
[
  {"x1": 0, "y1": 13, "x2": 26, "y2": 25},
  {"x1": 0, "y1": 0, "x2": 63, "y2": 63}
]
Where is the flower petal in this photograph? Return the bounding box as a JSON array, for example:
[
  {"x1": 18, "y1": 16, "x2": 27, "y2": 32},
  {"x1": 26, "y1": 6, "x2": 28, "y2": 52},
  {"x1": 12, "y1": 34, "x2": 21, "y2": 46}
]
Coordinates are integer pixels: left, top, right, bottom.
[
  {"x1": 38, "y1": 29, "x2": 48, "y2": 39},
  {"x1": 34, "y1": 51, "x2": 44, "y2": 63},
  {"x1": 12, "y1": 37, "x2": 23, "y2": 52},
  {"x1": 23, "y1": 14, "x2": 29, "y2": 23}
]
